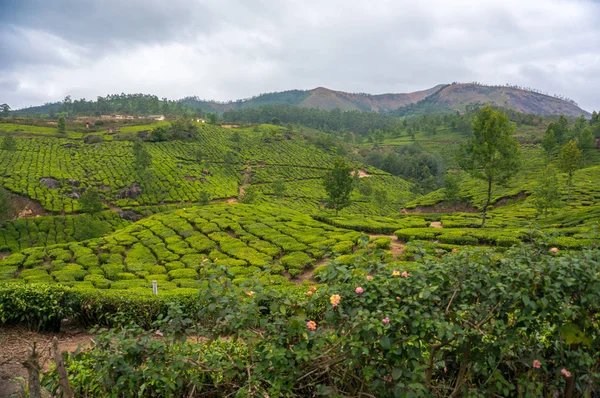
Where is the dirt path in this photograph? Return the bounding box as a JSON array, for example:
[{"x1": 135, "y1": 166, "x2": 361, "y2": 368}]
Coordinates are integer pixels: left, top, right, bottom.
[
  {"x1": 429, "y1": 221, "x2": 443, "y2": 228},
  {"x1": 0, "y1": 325, "x2": 94, "y2": 397},
  {"x1": 239, "y1": 164, "x2": 252, "y2": 197}
]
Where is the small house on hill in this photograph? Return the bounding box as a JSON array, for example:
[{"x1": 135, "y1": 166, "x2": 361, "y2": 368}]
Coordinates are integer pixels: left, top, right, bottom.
[{"x1": 148, "y1": 115, "x2": 166, "y2": 121}]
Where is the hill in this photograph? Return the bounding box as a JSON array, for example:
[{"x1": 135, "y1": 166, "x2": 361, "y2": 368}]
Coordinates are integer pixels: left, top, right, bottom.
[{"x1": 393, "y1": 83, "x2": 590, "y2": 117}]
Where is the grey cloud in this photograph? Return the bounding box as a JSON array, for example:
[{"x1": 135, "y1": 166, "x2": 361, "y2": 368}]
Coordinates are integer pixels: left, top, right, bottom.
[{"x1": 1, "y1": 0, "x2": 599, "y2": 111}]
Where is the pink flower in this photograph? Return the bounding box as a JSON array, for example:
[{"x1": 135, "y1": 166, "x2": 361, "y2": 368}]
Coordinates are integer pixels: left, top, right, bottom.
[
  {"x1": 366, "y1": 275, "x2": 373, "y2": 281},
  {"x1": 306, "y1": 321, "x2": 317, "y2": 331},
  {"x1": 452, "y1": 248, "x2": 457, "y2": 253},
  {"x1": 533, "y1": 360, "x2": 541, "y2": 369},
  {"x1": 330, "y1": 294, "x2": 341, "y2": 307},
  {"x1": 382, "y1": 317, "x2": 390, "y2": 324},
  {"x1": 561, "y1": 368, "x2": 571, "y2": 378},
  {"x1": 401, "y1": 271, "x2": 411, "y2": 278},
  {"x1": 355, "y1": 287, "x2": 364, "y2": 294},
  {"x1": 550, "y1": 247, "x2": 559, "y2": 254}
]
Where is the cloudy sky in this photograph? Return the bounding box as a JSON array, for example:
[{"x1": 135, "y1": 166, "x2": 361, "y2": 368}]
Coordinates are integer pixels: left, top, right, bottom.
[{"x1": 1, "y1": 0, "x2": 599, "y2": 111}]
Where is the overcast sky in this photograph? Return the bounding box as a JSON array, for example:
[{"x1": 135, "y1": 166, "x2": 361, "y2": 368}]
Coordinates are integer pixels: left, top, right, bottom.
[{"x1": 1, "y1": 0, "x2": 599, "y2": 111}]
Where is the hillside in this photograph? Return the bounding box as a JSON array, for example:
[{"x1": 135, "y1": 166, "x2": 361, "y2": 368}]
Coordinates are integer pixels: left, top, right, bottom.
[{"x1": 394, "y1": 83, "x2": 590, "y2": 117}]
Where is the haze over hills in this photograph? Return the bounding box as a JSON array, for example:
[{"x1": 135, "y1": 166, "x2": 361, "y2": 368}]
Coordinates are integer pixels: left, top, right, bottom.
[{"x1": 11, "y1": 83, "x2": 591, "y2": 118}]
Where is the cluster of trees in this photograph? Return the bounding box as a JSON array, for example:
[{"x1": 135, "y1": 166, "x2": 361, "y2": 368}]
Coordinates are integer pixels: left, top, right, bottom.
[
  {"x1": 146, "y1": 118, "x2": 200, "y2": 142},
  {"x1": 222, "y1": 105, "x2": 405, "y2": 136},
  {"x1": 541, "y1": 115, "x2": 596, "y2": 158},
  {"x1": 360, "y1": 144, "x2": 445, "y2": 193},
  {"x1": 12, "y1": 94, "x2": 203, "y2": 118}
]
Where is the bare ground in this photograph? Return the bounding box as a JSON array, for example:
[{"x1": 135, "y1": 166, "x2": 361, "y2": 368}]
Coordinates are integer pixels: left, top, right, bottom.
[{"x1": 0, "y1": 325, "x2": 94, "y2": 398}]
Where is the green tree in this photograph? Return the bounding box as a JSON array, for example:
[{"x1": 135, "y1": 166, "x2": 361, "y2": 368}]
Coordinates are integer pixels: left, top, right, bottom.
[
  {"x1": 358, "y1": 181, "x2": 373, "y2": 198},
  {"x1": 541, "y1": 128, "x2": 559, "y2": 158},
  {"x1": 207, "y1": 113, "x2": 217, "y2": 124},
  {"x1": 457, "y1": 106, "x2": 520, "y2": 227},
  {"x1": 230, "y1": 131, "x2": 241, "y2": 145},
  {"x1": 372, "y1": 188, "x2": 388, "y2": 216},
  {"x1": 443, "y1": 172, "x2": 461, "y2": 203},
  {"x1": 57, "y1": 114, "x2": 66, "y2": 134},
  {"x1": 575, "y1": 126, "x2": 595, "y2": 164},
  {"x1": 546, "y1": 115, "x2": 569, "y2": 145},
  {"x1": 132, "y1": 139, "x2": 152, "y2": 171},
  {"x1": 0, "y1": 103, "x2": 10, "y2": 118},
  {"x1": 79, "y1": 188, "x2": 103, "y2": 214},
  {"x1": 198, "y1": 190, "x2": 210, "y2": 205},
  {"x1": 532, "y1": 166, "x2": 561, "y2": 218},
  {"x1": 272, "y1": 181, "x2": 286, "y2": 198},
  {"x1": 223, "y1": 151, "x2": 238, "y2": 164},
  {"x1": 239, "y1": 186, "x2": 261, "y2": 204},
  {"x1": 558, "y1": 140, "x2": 583, "y2": 201},
  {"x1": 1, "y1": 133, "x2": 16, "y2": 151},
  {"x1": 323, "y1": 158, "x2": 354, "y2": 216}
]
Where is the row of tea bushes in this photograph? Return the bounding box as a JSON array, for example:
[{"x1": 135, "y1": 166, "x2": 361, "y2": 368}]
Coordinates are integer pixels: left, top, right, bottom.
[
  {"x1": 0, "y1": 204, "x2": 369, "y2": 289},
  {"x1": 0, "y1": 211, "x2": 130, "y2": 253}
]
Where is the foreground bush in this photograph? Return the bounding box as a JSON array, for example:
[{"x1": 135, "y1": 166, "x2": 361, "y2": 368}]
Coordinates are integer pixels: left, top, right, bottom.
[{"x1": 41, "y1": 243, "x2": 600, "y2": 397}]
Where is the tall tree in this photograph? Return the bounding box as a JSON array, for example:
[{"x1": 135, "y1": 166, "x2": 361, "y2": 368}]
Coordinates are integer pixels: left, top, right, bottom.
[
  {"x1": 0, "y1": 103, "x2": 10, "y2": 118},
  {"x1": 545, "y1": 115, "x2": 569, "y2": 145},
  {"x1": 132, "y1": 139, "x2": 152, "y2": 171},
  {"x1": 541, "y1": 128, "x2": 559, "y2": 159},
  {"x1": 57, "y1": 114, "x2": 66, "y2": 134},
  {"x1": 457, "y1": 106, "x2": 520, "y2": 227},
  {"x1": 558, "y1": 140, "x2": 583, "y2": 201},
  {"x1": 323, "y1": 158, "x2": 354, "y2": 216},
  {"x1": 532, "y1": 166, "x2": 561, "y2": 218}
]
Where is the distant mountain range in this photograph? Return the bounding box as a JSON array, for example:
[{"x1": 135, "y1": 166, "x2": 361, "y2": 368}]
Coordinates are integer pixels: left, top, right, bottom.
[
  {"x1": 13, "y1": 83, "x2": 590, "y2": 117},
  {"x1": 181, "y1": 83, "x2": 590, "y2": 117}
]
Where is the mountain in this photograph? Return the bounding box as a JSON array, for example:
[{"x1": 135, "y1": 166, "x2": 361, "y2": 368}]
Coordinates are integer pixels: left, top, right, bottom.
[
  {"x1": 181, "y1": 83, "x2": 590, "y2": 117},
  {"x1": 179, "y1": 85, "x2": 447, "y2": 113},
  {"x1": 12, "y1": 83, "x2": 590, "y2": 118},
  {"x1": 398, "y1": 83, "x2": 590, "y2": 117}
]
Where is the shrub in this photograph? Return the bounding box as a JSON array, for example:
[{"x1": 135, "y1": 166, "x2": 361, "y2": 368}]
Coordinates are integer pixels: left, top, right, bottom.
[
  {"x1": 0, "y1": 284, "x2": 77, "y2": 331},
  {"x1": 280, "y1": 252, "x2": 313, "y2": 270},
  {"x1": 168, "y1": 268, "x2": 198, "y2": 279},
  {"x1": 331, "y1": 241, "x2": 354, "y2": 254}
]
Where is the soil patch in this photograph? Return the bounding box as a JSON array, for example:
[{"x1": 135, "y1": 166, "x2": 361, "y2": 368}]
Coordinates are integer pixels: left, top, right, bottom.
[
  {"x1": 429, "y1": 221, "x2": 443, "y2": 229},
  {"x1": 357, "y1": 169, "x2": 372, "y2": 178},
  {"x1": 494, "y1": 191, "x2": 528, "y2": 208},
  {"x1": 367, "y1": 234, "x2": 405, "y2": 257},
  {"x1": 0, "y1": 325, "x2": 94, "y2": 398},
  {"x1": 11, "y1": 196, "x2": 49, "y2": 218}
]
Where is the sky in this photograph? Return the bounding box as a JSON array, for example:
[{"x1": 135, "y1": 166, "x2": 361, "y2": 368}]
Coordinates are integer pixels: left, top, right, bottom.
[{"x1": 1, "y1": 0, "x2": 599, "y2": 111}]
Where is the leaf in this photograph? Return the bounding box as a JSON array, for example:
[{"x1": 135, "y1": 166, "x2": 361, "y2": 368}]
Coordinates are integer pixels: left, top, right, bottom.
[
  {"x1": 380, "y1": 335, "x2": 391, "y2": 350},
  {"x1": 392, "y1": 367, "x2": 402, "y2": 380},
  {"x1": 560, "y1": 323, "x2": 592, "y2": 347}
]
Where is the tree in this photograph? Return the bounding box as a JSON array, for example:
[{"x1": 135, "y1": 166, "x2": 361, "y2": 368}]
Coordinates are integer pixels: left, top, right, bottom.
[
  {"x1": 541, "y1": 128, "x2": 559, "y2": 158},
  {"x1": 272, "y1": 181, "x2": 286, "y2": 198},
  {"x1": 372, "y1": 188, "x2": 388, "y2": 216},
  {"x1": 1, "y1": 133, "x2": 16, "y2": 151},
  {"x1": 575, "y1": 126, "x2": 595, "y2": 164},
  {"x1": 207, "y1": 113, "x2": 217, "y2": 124},
  {"x1": 546, "y1": 115, "x2": 569, "y2": 145},
  {"x1": 230, "y1": 131, "x2": 241, "y2": 144},
  {"x1": 558, "y1": 140, "x2": 583, "y2": 201},
  {"x1": 239, "y1": 186, "x2": 261, "y2": 204},
  {"x1": 57, "y1": 114, "x2": 66, "y2": 134},
  {"x1": 443, "y1": 172, "x2": 461, "y2": 203},
  {"x1": 532, "y1": 166, "x2": 561, "y2": 218},
  {"x1": 457, "y1": 106, "x2": 520, "y2": 227},
  {"x1": 323, "y1": 158, "x2": 354, "y2": 216},
  {"x1": 198, "y1": 190, "x2": 210, "y2": 205},
  {"x1": 79, "y1": 188, "x2": 103, "y2": 214},
  {"x1": 132, "y1": 139, "x2": 152, "y2": 171},
  {"x1": 0, "y1": 103, "x2": 10, "y2": 118}
]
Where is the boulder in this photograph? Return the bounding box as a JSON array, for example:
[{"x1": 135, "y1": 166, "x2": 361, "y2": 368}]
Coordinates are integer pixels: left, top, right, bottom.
[
  {"x1": 118, "y1": 210, "x2": 141, "y2": 221},
  {"x1": 67, "y1": 178, "x2": 80, "y2": 187},
  {"x1": 118, "y1": 183, "x2": 142, "y2": 199},
  {"x1": 40, "y1": 178, "x2": 61, "y2": 189}
]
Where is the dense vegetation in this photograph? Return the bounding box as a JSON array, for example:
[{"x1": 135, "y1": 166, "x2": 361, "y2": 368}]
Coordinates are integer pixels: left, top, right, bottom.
[{"x1": 1, "y1": 103, "x2": 600, "y2": 397}]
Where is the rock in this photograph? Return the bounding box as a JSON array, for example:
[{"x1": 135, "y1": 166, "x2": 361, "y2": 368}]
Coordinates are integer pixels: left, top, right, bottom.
[
  {"x1": 67, "y1": 192, "x2": 80, "y2": 199},
  {"x1": 200, "y1": 178, "x2": 208, "y2": 183},
  {"x1": 118, "y1": 183, "x2": 142, "y2": 199},
  {"x1": 202, "y1": 169, "x2": 212, "y2": 176},
  {"x1": 62, "y1": 143, "x2": 79, "y2": 149},
  {"x1": 118, "y1": 210, "x2": 141, "y2": 221},
  {"x1": 136, "y1": 130, "x2": 150, "y2": 139},
  {"x1": 40, "y1": 178, "x2": 61, "y2": 189},
  {"x1": 67, "y1": 178, "x2": 80, "y2": 187}
]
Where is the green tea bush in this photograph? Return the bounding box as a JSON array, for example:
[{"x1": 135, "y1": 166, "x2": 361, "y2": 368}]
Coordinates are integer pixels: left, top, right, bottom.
[{"x1": 280, "y1": 251, "x2": 313, "y2": 270}]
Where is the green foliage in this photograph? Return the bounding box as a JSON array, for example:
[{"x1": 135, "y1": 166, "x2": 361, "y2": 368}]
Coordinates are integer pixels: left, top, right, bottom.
[
  {"x1": 0, "y1": 187, "x2": 11, "y2": 224},
  {"x1": 559, "y1": 140, "x2": 583, "y2": 200},
  {"x1": 57, "y1": 114, "x2": 66, "y2": 134},
  {"x1": 197, "y1": 190, "x2": 210, "y2": 205},
  {"x1": 443, "y1": 172, "x2": 461, "y2": 203},
  {"x1": 133, "y1": 139, "x2": 152, "y2": 171},
  {"x1": 457, "y1": 106, "x2": 520, "y2": 226},
  {"x1": 239, "y1": 186, "x2": 261, "y2": 204},
  {"x1": 533, "y1": 166, "x2": 561, "y2": 217},
  {"x1": 323, "y1": 158, "x2": 354, "y2": 215},
  {"x1": 79, "y1": 188, "x2": 103, "y2": 214},
  {"x1": 1, "y1": 132, "x2": 16, "y2": 151},
  {"x1": 35, "y1": 244, "x2": 600, "y2": 397},
  {"x1": 271, "y1": 180, "x2": 286, "y2": 198}
]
